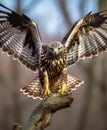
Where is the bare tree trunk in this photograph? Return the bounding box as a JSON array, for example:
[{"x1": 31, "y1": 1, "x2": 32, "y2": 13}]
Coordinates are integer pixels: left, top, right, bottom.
[
  {"x1": 99, "y1": 1, "x2": 107, "y2": 129},
  {"x1": 11, "y1": 0, "x2": 22, "y2": 123},
  {"x1": 99, "y1": 0, "x2": 107, "y2": 10},
  {"x1": 77, "y1": 59, "x2": 97, "y2": 130},
  {"x1": 100, "y1": 55, "x2": 107, "y2": 130},
  {"x1": 59, "y1": 0, "x2": 72, "y2": 28}
]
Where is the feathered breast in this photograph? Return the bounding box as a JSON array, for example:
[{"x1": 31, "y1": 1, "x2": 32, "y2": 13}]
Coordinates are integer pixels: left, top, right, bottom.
[{"x1": 41, "y1": 53, "x2": 66, "y2": 79}]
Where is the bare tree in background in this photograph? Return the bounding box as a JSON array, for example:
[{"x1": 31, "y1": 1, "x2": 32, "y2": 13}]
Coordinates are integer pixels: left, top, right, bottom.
[{"x1": 99, "y1": 0, "x2": 107, "y2": 129}]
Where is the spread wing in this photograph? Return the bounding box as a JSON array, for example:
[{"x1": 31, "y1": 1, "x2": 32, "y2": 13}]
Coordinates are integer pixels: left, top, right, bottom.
[
  {"x1": 0, "y1": 4, "x2": 42, "y2": 71},
  {"x1": 62, "y1": 11, "x2": 107, "y2": 66}
]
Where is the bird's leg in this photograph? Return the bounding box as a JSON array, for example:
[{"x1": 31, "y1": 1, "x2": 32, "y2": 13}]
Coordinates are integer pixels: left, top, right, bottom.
[
  {"x1": 43, "y1": 70, "x2": 52, "y2": 95},
  {"x1": 58, "y1": 67, "x2": 68, "y2": 94},
  {"x1": 39, "y1": 68, "x2": 52, "y2": 96}
]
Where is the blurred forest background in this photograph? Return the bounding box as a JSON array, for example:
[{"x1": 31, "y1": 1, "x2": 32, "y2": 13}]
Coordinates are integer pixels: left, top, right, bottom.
[{"x1": 0, "y1": 0, "x2": 107, "y2": 130}]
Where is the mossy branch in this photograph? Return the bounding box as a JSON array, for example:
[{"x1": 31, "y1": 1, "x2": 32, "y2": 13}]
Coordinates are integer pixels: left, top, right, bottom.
[{"x1": 12, "y1": 93, "x2": 73, "y2": 130}]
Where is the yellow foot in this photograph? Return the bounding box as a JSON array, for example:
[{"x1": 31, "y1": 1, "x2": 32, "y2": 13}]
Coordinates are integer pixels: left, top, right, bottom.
[
  {"x1": 44, "y1": 87, "x2": 52, "y2": 96},
  {"x1": 58, "y1": 87, "x2": 67, "y2": 94}
]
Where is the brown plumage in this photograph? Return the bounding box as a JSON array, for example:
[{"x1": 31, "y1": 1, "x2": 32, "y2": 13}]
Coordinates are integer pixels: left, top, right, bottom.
[
  {"x1": 21, "y1": 74, "x2": 83, "y2": 99},
  {"x1": 0, "y1": 4, "x2": 107, "y2": 99}
]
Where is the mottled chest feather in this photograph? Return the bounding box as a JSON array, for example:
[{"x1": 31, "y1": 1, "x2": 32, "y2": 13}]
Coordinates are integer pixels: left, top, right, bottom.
[{"x1": 41, "y1": 52, "x2": 67, "y2": 79}]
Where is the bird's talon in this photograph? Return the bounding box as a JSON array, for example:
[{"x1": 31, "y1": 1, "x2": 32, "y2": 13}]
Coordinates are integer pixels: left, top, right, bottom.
[
  {"x1": 44, "y1": 87, "x2": 52, "y2": 96},
  {"x1": 58, "y1": 87, "x2": 67, "y2": 94}
]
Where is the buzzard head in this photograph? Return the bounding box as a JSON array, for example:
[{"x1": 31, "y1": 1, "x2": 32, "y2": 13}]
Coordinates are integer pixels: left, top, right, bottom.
[{"x1": 47, "y1": 41, "x2": 65, "y2": 57}]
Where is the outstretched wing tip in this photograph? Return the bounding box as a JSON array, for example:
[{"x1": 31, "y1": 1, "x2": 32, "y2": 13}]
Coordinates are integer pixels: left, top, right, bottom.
[
  {"x1": 63, "y1": 9, "x2": 107, "y2": 66},
  {"x1": 0, "y1": 3, "x2": 13, "y2": 14},
  {"x1": 0, "y1": 4, "x2": 42, "y2": 71}
]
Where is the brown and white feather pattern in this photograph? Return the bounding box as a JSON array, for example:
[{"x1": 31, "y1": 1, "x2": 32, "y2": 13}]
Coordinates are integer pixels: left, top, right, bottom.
[
  {"x1": 20, "y1": 74, "x2": 84, "y2": 99},
  {"x1": 0, "y1": 4, "x2": 42, "y2": 71},
  {"x1": 62, "y1": 11, "x2": 107, "y2": 65}
]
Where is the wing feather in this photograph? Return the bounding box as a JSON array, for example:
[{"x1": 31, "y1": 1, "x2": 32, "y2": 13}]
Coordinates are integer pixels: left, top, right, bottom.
[
  {"x1": 62, "y1": 11, "x2": 107, "y2": 66},
  {"x1": 0, "y1": 4, "x2": 42, "y2": 71}
]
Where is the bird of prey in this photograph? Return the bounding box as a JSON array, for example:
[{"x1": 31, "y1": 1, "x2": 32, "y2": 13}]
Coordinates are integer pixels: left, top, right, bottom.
[{"x1": 0, "y1": 4, "x2": 107, "y2": 99}]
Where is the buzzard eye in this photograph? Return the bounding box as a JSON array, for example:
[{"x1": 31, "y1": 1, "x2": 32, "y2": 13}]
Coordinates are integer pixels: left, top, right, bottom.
[{"x1": 58, "y1": 47, "x2": 61, "y2": 50}]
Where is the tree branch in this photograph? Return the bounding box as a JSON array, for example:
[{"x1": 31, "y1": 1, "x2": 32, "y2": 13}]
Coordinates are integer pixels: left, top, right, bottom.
[{"x1": 12, "y1": 93, "x2": 73, "y2": 130}]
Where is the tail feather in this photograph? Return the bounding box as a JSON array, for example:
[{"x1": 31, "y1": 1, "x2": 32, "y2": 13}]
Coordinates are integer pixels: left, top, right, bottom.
[
  {"x1": 20, "y1": 76, "x2": 44, "y2": 100},
  {"x1": 20, "y1": 74, "x2": 84, "y2": 100},
  {"x1": 66, "y1": 74, "x2": 84, "y2": 92}
]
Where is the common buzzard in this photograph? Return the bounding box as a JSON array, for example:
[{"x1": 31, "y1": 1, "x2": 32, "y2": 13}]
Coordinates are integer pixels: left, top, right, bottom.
[{"x1": 0, "y1": 4, "x2": 107, "y2": 99}]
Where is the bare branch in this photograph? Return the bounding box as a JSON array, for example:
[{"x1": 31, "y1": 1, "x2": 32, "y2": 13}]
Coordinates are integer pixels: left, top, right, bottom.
[{"x1": 12, "y1": 93, "x2": 73, "y2": 130}]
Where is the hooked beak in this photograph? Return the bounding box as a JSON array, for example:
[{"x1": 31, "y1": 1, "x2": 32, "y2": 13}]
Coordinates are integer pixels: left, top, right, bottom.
[{"x1": 53, "y1": 48, "x2": 58, "y2": 55}]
